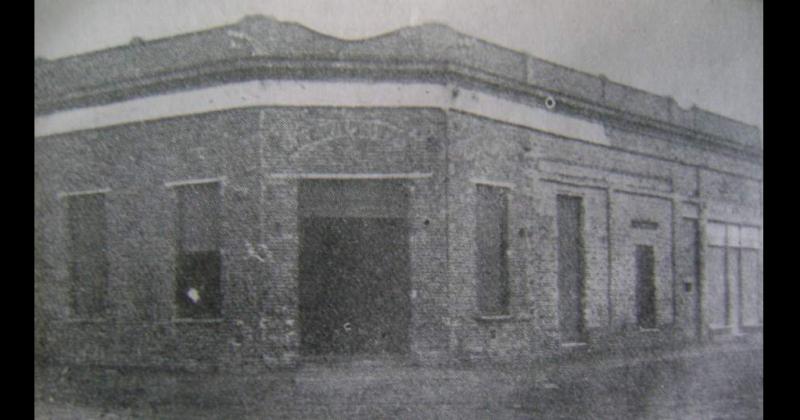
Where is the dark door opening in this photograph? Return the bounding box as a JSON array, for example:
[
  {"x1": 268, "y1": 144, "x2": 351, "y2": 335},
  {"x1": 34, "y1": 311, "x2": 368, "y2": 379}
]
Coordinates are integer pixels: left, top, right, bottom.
[
  {"x1": 681, "y1": 218, "x2": 702, "y2": 339},
  {"x1": 557, "y1": 195, "x2": 586, "y2": 342},
  {"x1": 298, "y1": 216, "x2": 410, "y2": 356},
  {"x1": 635, "y1": 245, "x2": 657, "y2": 329}
]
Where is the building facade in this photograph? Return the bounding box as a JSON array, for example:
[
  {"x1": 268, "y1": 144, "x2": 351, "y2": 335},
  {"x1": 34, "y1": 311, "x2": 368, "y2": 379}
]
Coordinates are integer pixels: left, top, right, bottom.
[{"x1": 34, "y1": 16, "x2": 762, "y2": 370}]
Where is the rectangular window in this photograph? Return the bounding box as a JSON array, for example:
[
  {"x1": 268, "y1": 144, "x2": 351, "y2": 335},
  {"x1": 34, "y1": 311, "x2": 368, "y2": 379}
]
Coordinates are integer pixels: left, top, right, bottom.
[
  {"x1": 740, "y1": 227, "x2": 761, "y2": 249},
  {"x1": 175, "y1": 182, "x2": 222, "y2": 319},
  {"x1": 66, "y1": 193, "x2": 108, "y2": 318},
  {"x1": 635, "y1": 245, "x2": 657, "y2": 329},
  {"x1": 706, "y1": 222, "x2": 727, "y2": 247},
  {"x1": 476, "y1": 184, "x2": 510, "y2": 315}
]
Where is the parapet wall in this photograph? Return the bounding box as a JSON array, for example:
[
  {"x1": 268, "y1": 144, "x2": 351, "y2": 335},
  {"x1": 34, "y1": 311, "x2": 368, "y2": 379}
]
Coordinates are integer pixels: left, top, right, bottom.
[{"x1": 34, "y1": 16, "x2": 761, "y2": 154}]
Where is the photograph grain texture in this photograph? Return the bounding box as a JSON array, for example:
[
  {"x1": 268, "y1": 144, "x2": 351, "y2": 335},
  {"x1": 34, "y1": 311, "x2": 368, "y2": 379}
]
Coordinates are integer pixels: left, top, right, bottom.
[{"x1": 35, "y1": 1, "x2": 763, "y2": 418}]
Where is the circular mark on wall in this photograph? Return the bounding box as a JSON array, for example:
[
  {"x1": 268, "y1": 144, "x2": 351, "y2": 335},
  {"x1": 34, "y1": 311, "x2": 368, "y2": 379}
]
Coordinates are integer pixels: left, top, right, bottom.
[
  {"x1": 424, "y1": 219, "x2": 430, "y2": 226},
  {"x1": 545, "y1": 96, "x2": 557, "y2": 110}
]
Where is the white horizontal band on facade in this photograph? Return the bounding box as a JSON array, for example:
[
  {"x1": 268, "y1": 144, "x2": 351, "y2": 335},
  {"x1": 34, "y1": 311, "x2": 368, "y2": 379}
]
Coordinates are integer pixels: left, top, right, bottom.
[
  {"x1": 164, "y1": 177, "x2": 226, "y2": 188},
  {"x1": 57, "y1": 188, "x2": 112, "y2": 199},
  {"x1": 34, "y1": 80, "x2": 609, "y2": 146},
  {"x1": 267, "y1": 172, "x2": 433, "y2": 180}
]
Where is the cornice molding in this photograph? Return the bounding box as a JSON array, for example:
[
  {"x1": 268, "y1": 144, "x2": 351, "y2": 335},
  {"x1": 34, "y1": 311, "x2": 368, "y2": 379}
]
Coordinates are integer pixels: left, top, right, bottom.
[{"x1": 34, "y1": 17, "x2": 762, "y2": 161}]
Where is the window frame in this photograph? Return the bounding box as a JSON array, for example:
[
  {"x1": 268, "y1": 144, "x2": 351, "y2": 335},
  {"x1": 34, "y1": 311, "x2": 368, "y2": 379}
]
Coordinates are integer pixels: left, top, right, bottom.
[
  {"x1": 169, "y1": 179, "x2": 224, "y2": 321},
  {"x1": 474, "y1": 181, "x2": 512, "y2": 317}
]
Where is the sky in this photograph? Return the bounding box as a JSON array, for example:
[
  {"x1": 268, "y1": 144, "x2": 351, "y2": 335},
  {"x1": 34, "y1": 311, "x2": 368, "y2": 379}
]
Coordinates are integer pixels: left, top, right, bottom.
[{"x1": 34, "y1": 0, "x2": 763, "y2": 131}]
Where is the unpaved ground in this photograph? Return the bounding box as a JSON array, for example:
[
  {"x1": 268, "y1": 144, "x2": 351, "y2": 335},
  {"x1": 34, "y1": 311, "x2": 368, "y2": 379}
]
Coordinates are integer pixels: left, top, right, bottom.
[{"x1": 34, "y1": 343, "x2": 762, "y2": 419}]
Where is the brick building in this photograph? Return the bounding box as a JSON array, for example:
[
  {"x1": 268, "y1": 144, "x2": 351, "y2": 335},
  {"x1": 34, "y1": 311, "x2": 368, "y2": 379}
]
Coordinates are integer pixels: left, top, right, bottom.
[{"x1": 34, "y1": 16, "x2": 762, "y2": 369}]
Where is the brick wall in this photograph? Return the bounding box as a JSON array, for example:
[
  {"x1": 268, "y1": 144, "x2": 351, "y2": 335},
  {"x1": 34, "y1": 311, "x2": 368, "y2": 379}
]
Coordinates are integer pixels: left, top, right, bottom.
[
  {"x1": 445, "y1": 109, "x2": 760, "y2": 359},
  {"x1": 446, "y1": 111, "x2": 542, "y2": 360},
  {"x1": 36, "y1": 108, "x2": 267, "y2": 369},
  {"x1": 609, "y1": 192, "x2": 673, "y2": 330},
  {"x1": 261, "y1": 108, "x2": 450, "y2": 363},
  {"x1": 34, "y1": 101, "x2": 762, "y2": 368},
  {"x1": 35, "y1": 106, "x2": 451, "y2": 369}
]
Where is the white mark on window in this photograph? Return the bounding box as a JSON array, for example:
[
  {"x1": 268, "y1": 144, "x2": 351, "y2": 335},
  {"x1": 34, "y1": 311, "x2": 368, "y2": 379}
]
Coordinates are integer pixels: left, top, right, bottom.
[{"x1": 187, "y1": 288, "x2": 201, "y2": 304}]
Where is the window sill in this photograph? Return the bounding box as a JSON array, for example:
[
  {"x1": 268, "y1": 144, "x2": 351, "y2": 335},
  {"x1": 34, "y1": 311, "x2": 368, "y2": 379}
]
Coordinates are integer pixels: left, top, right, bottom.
[
  {"x1": 710, "y1": 324, "x2": 762, "y2": 335},
  {"x1": 62, "y1": 318, "x2": 108, "y2": 324},
  {"x1": 638, "y1": 327, "x2": 660, "y2": 333},
  {"x1": 741, "y1": 324, "x2": 763, "y2": 333},
  {"x1": 709, "y1": 325, "x2": 733, "y2": 333},
  {"x1": 561, "y1": 342, "x2": 588, "y2": 349},
  {"x1": 172, "y1": 318, "x2": 224, "y2": 324},
  {"x1": 473, "y1": 314, "x2": 513, "y2": 322}
]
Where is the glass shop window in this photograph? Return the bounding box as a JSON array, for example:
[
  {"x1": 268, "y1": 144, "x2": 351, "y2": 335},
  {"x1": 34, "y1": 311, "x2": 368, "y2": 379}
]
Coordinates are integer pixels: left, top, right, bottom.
[{"x1": 705, "y1": 222, "x2": 762, "y2": 329}]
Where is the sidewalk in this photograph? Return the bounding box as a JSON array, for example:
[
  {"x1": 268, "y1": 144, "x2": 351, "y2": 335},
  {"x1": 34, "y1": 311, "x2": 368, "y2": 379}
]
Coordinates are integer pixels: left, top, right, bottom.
[{"x1": 35, "y1": 341, "x2": 762, "y2": 419}]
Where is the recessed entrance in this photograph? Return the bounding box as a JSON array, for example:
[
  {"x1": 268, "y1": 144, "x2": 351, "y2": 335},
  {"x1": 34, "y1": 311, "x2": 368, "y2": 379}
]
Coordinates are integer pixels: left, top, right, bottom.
[{"x1": 297, "y1": 179, "x2": 411, "y2": 356}]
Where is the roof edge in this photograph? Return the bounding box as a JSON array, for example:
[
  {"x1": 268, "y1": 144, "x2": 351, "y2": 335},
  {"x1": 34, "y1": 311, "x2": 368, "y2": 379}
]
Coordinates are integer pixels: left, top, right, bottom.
[{"x1": 34, "y1": 15, "x2": 761, "y2": 151}]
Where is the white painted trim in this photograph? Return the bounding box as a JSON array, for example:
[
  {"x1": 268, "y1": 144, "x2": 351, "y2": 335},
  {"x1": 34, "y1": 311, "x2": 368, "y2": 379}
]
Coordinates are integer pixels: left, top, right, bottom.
[
  {"x1": 267, "y1": 172, "x2": 433, "y2": 180},
  {"x1": 638, "y1": 328, "x2": 661, "y2": 333},
  {"x1": 61, "y1": 318, "x2": 108, "y2": 323},
  {"x1": 709, "y1": 325, "x2": 733, "y2": 332},
  {"x1": 57, "y1": 188, "x2": 111, "y2": 199},
  {"x1": 705, "y1": 219, "x2": 761, "y2": 229},
  {"x1": 470, "y1": 178, "x2": 515, "y2": 189},
  {"x1": 35, "y1": 80, "x2": 609, "y2": 146},
  {"x1": 473, "y1": 314, "x2": 514, "y2": 322},
  {"x1": 171, "y1": 318, "x2": 225, "y2": 324},
  {"x1": 164, "y1": 177, "x2": 226, "y2": 188}
]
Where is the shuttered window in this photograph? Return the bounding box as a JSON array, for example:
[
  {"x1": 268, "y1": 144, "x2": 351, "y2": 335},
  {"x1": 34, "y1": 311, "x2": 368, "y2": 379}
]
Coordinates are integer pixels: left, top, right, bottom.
[
  {"x1": 66, "y1": 193, "x2": 108, "y2": 318},
  {"x1": 476, "y1": 184, "x2": 510, "y2": 315}
]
